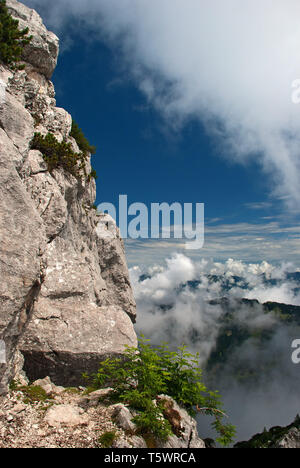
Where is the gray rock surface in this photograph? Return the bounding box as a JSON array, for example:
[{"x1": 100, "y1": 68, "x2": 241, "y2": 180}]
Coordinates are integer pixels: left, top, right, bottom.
[
  {"x1": 0, "y1": 0, "x2": 137, "y2": 392},
  {"x1": 157, "y1": 395, "x2": 206, "y2": 449},
  {"x1": 112, "y1": 403, "x2": 137, "y2": 433},
  {"x1": 32, "y1": 376, "x2": 65, "y2": 395},
  {"x1": 0, "y1": 116, "x2": 45, "y2": 394},
  {"x1": 111, "y1": 396, "x2": 206, "y2": 449},
  {"x1": 44, "y1": 404, "x2": 88, "y2": 428},
  {"x1": 7, "y1": 0, "x2": 59, "y2": 79}
]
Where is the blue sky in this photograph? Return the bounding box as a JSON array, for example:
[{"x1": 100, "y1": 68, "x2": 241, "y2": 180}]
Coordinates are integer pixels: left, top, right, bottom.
[
  {"x1": 53, "y1": 38, "x2": 267, "y2": 217},
  {"x1": 24, "y1": 0, "x2": 300, "y2": 267}
]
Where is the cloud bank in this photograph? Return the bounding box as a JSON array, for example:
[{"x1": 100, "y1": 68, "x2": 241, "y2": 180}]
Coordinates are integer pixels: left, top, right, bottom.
[
  {"x1": 125, "y1": 218, "x2": 300, "y2": 267},
  {"x1": 26, "y1": 0, "x2": 300, "y2": 208},
  {"x1": 130, "y1": 254, "x2": 300, "y2": 441},
  {"x1": 130, "y1": 254, "x2": 300, "y2": 354}
]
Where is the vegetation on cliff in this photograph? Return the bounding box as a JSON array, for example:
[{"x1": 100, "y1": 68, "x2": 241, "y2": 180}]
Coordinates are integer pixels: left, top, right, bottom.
[
  {"x1": 70, "y1": 120, "x2": 96, "y2": 155},
  {"x1": 30, "y1": 132, "x2": 97, "y2": 181},
  {"x1": 85, "y1": 337, "x2": 236, "y2": 446},
  {"x1": 70, "y1": 120, "x2": 97, "y2": 180},
  {"x1": 0, "y1": 0, "x2": 32, "y2": 69}
]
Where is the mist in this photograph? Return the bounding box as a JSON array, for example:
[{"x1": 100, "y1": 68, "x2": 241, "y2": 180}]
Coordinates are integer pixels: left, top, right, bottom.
[{"x1": 130, "y1": 254, "x2": 300, "y2": 442}]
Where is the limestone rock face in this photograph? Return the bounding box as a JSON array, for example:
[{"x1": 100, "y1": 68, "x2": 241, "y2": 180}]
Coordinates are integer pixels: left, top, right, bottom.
[
  {"x1": 6, "y1": 0, "x2": 59, "y2": 79},
  {"x1": 157, "y1": 395, "x2": 206, "y2": 449},
  {"x1": 0, "y1": 1, "x2": 136, "y2": 392},
  {"x1": 0, "y1": 122, "x2": 45, "y2": 394}
]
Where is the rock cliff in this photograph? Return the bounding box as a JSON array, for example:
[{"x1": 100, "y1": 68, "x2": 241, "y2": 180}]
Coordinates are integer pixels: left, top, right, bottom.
[{"x1": 0, "y1": 0, "x2": 137, "y2": 393}]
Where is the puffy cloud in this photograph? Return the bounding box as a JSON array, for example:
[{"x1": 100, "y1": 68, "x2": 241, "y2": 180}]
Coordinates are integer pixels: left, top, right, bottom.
[
  {"x1": 130, "y1": 254, "x2": 300, "y2": 357},
  {"x1": 130, "y1": 254, "x2": 300, "y2": 441},
  {"x1": 25, "y1": 0, "x2": 300, "y2": 208},
  {"x1": 131, "y1": 253, "x2": 195, "y2": 304}
]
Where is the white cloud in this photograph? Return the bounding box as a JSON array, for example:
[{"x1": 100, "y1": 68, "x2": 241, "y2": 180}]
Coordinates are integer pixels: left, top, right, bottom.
[
  {"x1": 130, "y1": 253, "x2": 300, "y2": 440},
  {"x1": 125, "y1": 220, "x2": 300, "y2": 266},
  {"x1": 130, "y1": 253, "x2": 300, "y2": 361},
  {"x1": 26, "y1": 0, "x2": 300, "y2": 208}
]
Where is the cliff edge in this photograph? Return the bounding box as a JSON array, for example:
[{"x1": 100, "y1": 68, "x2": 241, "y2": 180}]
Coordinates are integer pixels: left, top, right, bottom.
[{"x1": 0, "y1": 0, "x2": 137, "y2": 393}]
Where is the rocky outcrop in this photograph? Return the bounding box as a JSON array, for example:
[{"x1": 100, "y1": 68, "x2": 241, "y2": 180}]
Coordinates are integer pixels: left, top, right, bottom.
[
  {"x1": 111, "y1": 396, "x2": 206, "y2": 449},
  {"x1": 0, "y1": 0, "x2": 137, "y2": 392},
  {"x1": 7, "y1": 0, "x2": 59, "y2": 79},
  {"x1": 273, "y1": 427, "x2": 300, "y2": 449},
  {"x1": 235, "y1": 415, "x2": 300, "y2": 449},
  {"x1": 157, "y1": 396, "x2": 205, "y2": 449}
]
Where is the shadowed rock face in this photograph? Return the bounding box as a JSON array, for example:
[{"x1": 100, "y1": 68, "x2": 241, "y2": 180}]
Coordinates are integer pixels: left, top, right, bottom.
[{"x1": 0, "y1": 0, "x2": 137, "y2": 391}]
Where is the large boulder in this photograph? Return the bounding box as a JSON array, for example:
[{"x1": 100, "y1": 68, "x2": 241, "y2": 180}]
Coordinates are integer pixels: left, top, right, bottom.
[{"x1": 44, "y1": 404, "x2": 88, "y2": 428}]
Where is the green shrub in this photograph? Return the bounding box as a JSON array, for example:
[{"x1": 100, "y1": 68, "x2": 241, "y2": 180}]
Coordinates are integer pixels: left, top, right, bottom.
[
  {"x1": 70, "y1": 120, "x2": 97, "y2": 181},
  {"x1": 0, "y1": 0, "x2": 32, "y2": 69},
  {"x1": 17, "y1": 385, "x2": 49, "y2": 404},
  {"x1": 31, "y1": 132, "x2": 98, "y2": 181},
  {"x1": 64, "y1": 387, "x2": 81, "y2": 395},
  {"x1": 87, "y1": 168, "x2": 97, "y2": 181},
  {"x1": 70, "y1": 120, "x2": 96, "y2": 155},
  {"x1": 30, "y1": 132, "x2": 89, "y2": 179},
  {"x1": 85, "y1": 337, "x2": 236, "y2": 446},
  {"x1": 9, "y1": 379, "x2": 19, "y2": 391},
  {"x1": 98, "y1": 431, "x2": 117, "y2": 448}
]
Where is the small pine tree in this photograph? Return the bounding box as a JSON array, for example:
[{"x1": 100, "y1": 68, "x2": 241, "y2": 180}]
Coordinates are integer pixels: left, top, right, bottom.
[
  {"x1": 70, "y1": 120, "x2": 97, "y2": 181},
  {"x1": 30, "y1": 132, "x2": 87, "y2": 179},
  {"x1": 30, "y1": 132, "x2": 97, "y2": 182},
  {"x1": 70, "y1": 120, "x2": 96, "y2": 155},
  {"x1": 0, "y1": 0, "x2": 32, "y2": 69}
]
